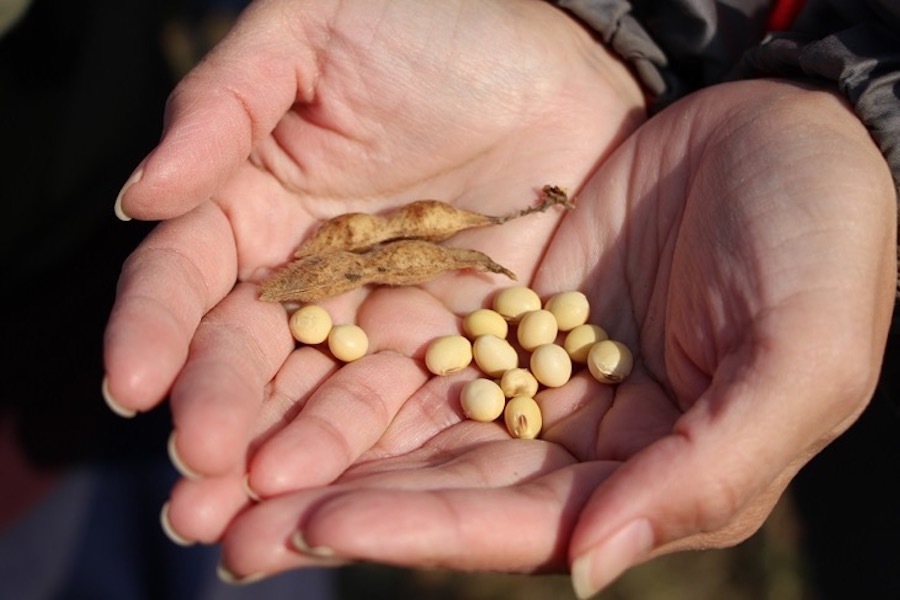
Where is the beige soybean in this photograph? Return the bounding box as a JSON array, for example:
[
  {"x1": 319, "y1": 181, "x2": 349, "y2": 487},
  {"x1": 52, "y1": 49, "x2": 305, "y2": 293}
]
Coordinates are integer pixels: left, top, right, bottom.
[
  {"x1": 425, "y1": 335, "x2": 473, "y2": 376},
  {"x1": 288, "y1": 305, "x2": 333, "y2": 345},
  {"x1": 472, "y1": 335, "x2": 519, "y2": 377},
  {"x1": 499, "y1": 368, "x2": 539, "y2": 398},
  {"x1": 564, "y1": 323, "x2": 609, "y2": 363},
  {"x1": 544, "y1": 291, "x2": 590, "y2": 331},
  {"x1": 587, "y1": 339, "x2": 634, "y2": 384},
  {"x1": 327, "y1": 324, "x2": 369, "y2": 362},
  {"x1": 462, "y1": 308, "x2": 508, "y2": 340},
  {"x1": 516, "y1": 309, "x2": 559, "y2": 351},
  {"x1": 529, "y1": 343, "x2": 572, "y2": 388},
  {"x1": 459, "y1": 378, "x2": 506, "y2": 422},
  {"x1": 504, "y1": 395, "x2": 543, "y2": 439},
  {"x1": 492, "y1": 286, "x2": 541, "y2": 323}
]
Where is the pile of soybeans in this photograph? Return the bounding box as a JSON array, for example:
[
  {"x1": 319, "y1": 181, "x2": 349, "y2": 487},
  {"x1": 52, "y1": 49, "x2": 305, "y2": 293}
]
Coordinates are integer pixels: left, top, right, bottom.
[{"x1": 425, "y1": 286, "x2": 632, "y2": 439}]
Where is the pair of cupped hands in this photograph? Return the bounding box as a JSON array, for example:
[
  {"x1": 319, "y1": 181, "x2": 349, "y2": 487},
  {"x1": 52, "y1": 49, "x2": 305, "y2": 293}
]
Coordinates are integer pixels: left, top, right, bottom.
[{"x1": 102, "y1": 0, "x2": 896, "y2": 597}]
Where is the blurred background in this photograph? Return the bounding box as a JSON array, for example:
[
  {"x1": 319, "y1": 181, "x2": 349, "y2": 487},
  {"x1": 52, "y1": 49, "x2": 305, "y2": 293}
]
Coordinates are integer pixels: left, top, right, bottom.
[{"x1": 1, "y1": 1, "x2": 897, "y2": 598}]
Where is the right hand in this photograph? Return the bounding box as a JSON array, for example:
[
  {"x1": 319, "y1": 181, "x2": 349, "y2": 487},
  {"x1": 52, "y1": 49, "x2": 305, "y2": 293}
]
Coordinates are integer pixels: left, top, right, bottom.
[{"x1": 103, "y1": 0, "x2": 645, "y2": 541}]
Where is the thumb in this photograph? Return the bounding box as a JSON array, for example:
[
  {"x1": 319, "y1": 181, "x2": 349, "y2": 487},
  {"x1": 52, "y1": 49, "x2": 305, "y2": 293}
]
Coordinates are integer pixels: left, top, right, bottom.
[
  {"x1": 566, "y1": 329, "x2": 877, "y2": 598},
  {"x1": 115, "y1": 3, "x2": 314, "y2": 221}
]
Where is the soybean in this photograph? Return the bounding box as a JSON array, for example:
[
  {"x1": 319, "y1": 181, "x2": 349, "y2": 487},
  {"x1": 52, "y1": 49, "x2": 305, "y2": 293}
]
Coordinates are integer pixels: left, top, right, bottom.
[
  {"x1": 516, "y1": 309, "x2": 559, "y2": 351},
  {"x1": 499, "y1": 368, "x2": 539, "y2": 398},
  {"x1": 530, "y1": 343, "x2": 572, "y2": 388},
  {"x1": 564, "y1": 324, "x2": 609, "y2": 363},
  {"x1": 587, "y1": 339, "x2": 634, "y2": 384},
  {"x1": 327, "y1": 324, "x2": 369, "y2": 362},
  {"x1": 288, "y1": 305, "x2": 333, "y2": 345},
  {"x1": 472, "y1": 335, "x2": 519, "y2": 378},
  {"x1": 492, "y1": 286, "x2": 541, "y2": 323},
  {"x1": 504, "y1": 396, "x2": 542, "y2": 439},
  {"x1": 425, "y1": 335, "x2": 473, "y2": 376},
  {"x1": 459, "y1": 378, "x2": 506, "y2": 422},
  {"x1": 544, "y1": 291, "x2": 590, "y2": 331},
  {"x1": 462, "y1": 308, "x2": 508, "y2": 340}
]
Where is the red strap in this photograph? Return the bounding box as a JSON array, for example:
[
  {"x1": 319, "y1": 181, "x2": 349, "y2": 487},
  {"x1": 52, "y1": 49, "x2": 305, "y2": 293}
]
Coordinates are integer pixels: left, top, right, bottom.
[{"x1": 767, "y1": 0, "x2": 807, "y2": 31}]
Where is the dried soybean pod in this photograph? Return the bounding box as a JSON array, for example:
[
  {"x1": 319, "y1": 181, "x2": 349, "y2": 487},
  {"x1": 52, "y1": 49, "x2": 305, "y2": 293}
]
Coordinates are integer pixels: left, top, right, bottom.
[
  {"x1": 260, "y1": 251, "x2": 369, "y2": 303},
  {"x1": 260, "y1": 240, "x2": 516, "y2": 303},
  {"x1": 293, "y1": 186, "x2": 574, "y2": 257},
  {"x1": 293, "y1": 212, "x2": 390, "y2": 257},
  {"x1": 384, "y1": 200, "x2": 506, "y2": 242},
  {"x1": 371, "y1": 240, "x2": 516, "y2": 283},
  {"x1": 504, "y1": 395, "x2": 542, "y2": 439},
  {"x1": 293, "y1": 201, "x2": 500, "y2": 258}
]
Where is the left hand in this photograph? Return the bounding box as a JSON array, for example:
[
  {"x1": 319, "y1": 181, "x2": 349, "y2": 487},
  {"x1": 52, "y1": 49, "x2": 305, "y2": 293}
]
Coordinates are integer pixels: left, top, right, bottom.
[{"x1": 201, "y1": 79, "x2": 896, "y2": 595}]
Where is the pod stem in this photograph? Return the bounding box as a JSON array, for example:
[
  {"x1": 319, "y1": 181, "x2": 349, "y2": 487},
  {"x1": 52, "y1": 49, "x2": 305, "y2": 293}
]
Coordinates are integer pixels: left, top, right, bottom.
[{"x1": 496, "y1": 185, "x2": 574, "y2": 224}]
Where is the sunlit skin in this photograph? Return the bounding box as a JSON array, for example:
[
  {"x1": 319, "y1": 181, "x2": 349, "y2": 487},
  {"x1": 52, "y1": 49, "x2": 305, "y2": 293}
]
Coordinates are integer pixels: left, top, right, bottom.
[{"x1": 102, "y1": 0, "x2": 897, "y2": 595}]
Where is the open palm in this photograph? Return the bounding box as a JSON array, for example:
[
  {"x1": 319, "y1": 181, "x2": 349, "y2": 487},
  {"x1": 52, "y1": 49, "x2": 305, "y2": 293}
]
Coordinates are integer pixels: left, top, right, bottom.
[
  {"x1": 181, "y1": 79, "x2": 895, "y2": 596},
  {"x1": 105, "y1": 0, "x2": 643, "y2": 440},
  {"x1": 102, "y1": 0, "x2": 644, "y2": 551}
]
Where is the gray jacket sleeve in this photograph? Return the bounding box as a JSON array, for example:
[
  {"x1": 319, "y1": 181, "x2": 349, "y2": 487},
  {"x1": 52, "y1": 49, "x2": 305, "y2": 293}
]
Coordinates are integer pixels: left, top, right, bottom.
[
  {"x1": 739, "y1": 1, "x2": 900, "y2": 194},
  {"x1": 552, "y1": 0, "x2": 900, "y2": 303},
  {"x1": 554, "y1": 0, "x2": 900, "y2": 185}
]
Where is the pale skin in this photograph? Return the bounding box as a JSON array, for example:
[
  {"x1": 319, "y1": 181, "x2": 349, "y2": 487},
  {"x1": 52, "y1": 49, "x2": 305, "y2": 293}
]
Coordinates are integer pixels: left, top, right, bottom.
[{"x1": 103, "y1": 0, "x2": 898, "y2": 596}]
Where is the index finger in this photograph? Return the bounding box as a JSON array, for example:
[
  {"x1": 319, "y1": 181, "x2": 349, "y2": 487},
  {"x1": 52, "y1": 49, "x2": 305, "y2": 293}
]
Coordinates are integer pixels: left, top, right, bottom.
[{"x1": 102, "y1": 202, "x2": 238, "y2": 414}]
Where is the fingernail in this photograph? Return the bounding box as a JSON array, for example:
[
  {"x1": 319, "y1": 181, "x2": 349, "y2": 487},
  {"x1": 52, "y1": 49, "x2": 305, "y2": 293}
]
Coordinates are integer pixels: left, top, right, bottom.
[
  {"x1": 216, "y1": 563, "x2": 267, "y2": 585},
  {"x1": 160, "y1": 502, "x2": 194, "y2": 547},
  {"x1": 101, "y1": 376, "x2": 136, "y2": 418},
  {"x1": 242, "y1": 474, "x2": 262, "y2": 502},
  {"x1": 167, "y1": 431, "x2": 202, "y2": 480},
  {"x1": 290, "y1": 530, "x2": 337, "y2": 559},
  {"x1": 570, "y1": 519, "x2": 654, "y2": 599},
  {"x1": 114, "y1": 167, "x2": 143, "y2": 221}
]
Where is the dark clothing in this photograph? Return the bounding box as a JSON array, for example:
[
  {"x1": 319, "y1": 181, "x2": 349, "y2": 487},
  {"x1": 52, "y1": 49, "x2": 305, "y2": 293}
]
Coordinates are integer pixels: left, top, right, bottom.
[{"x1": 554, "y1": 0, "x2": 900, "y2": 192}]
